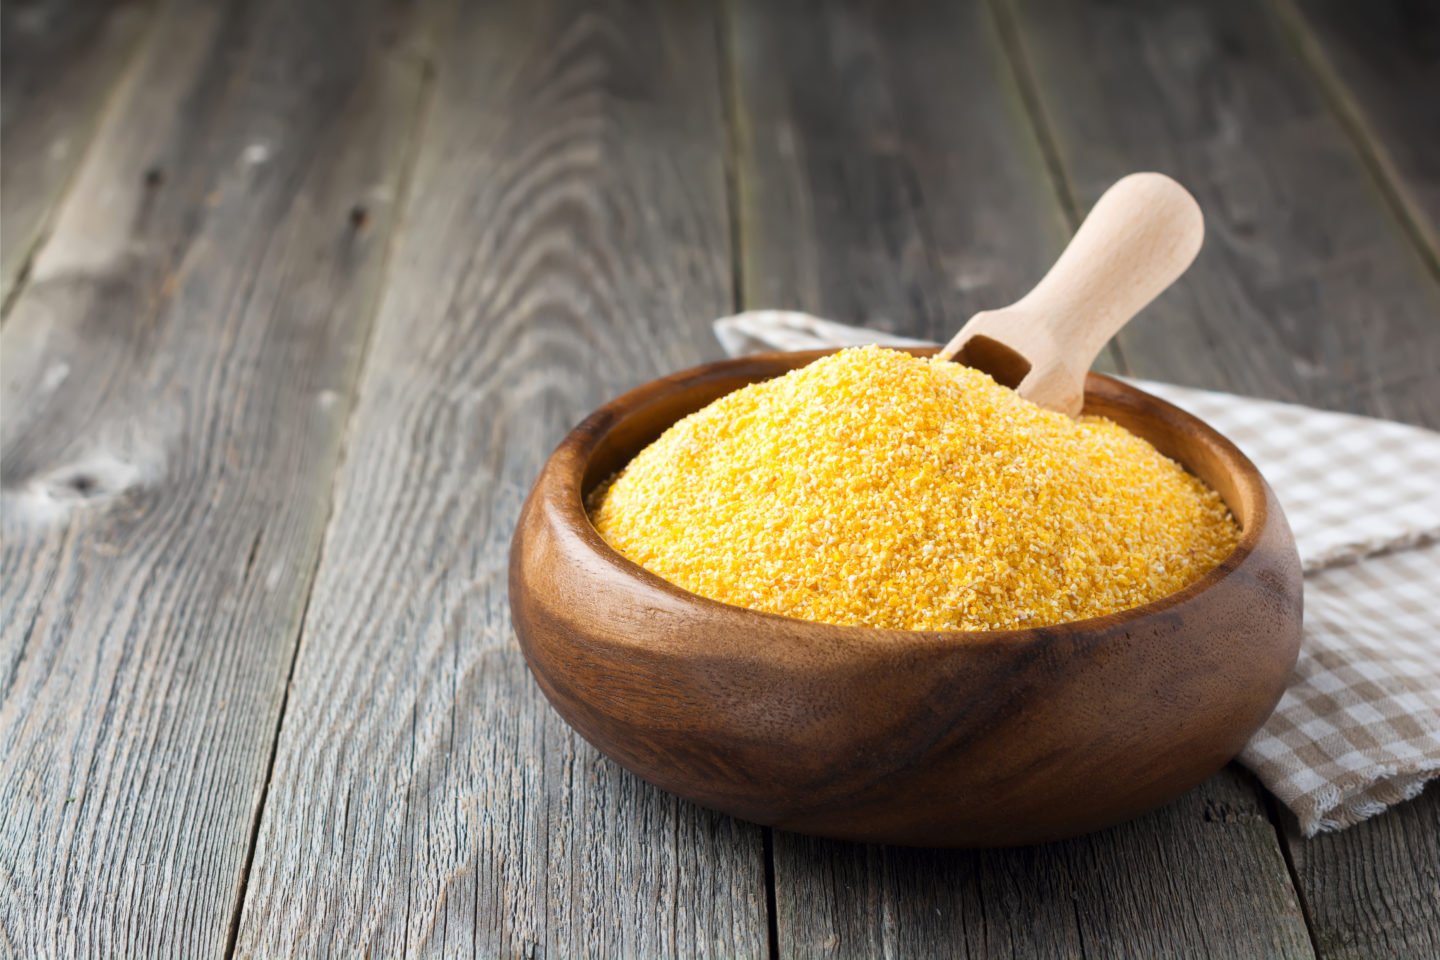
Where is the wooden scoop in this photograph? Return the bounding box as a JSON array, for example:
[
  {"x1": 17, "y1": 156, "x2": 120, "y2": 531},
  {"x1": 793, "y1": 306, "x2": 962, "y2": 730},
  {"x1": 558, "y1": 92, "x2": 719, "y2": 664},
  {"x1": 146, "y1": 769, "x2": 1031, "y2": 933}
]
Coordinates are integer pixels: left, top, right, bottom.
[{"x1": 938, "y1": 172, "x2": 1204, "y2": 416}]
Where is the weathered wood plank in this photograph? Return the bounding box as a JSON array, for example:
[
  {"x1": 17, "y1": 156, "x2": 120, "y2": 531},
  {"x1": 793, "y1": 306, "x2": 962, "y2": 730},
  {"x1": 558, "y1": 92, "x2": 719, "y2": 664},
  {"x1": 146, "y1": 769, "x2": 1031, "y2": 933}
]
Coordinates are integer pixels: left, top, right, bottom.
[
  {"x1": 730, "y1": 0, "x2": 1069, "y2": 344},
  {"x1": 1282, "y1": 0, "x2": 1440, "y2": 262},
  {"x1": 234, "y1": 1, "x2": 767, "y2": 956},
  {"x1": 0, "y1": 0, "x2": 154, "y2": 307},
  {"x1": 1010, "y1": 0, "x2": 1440, "y2": 424},
  {"x1": 777, "y1": 770, "x2": 1312, "y2": 960},
  {"x1": 0, "y1": 0, "x2": 424, "y2": 955},
  {"x1": 775, "y1": 774, "x2": 1313, "y2": 958},
  {"x1": 731, "y1": 2, "x2": 1313, "y2": 958},
  {"x1": 1283, "y1": 792, "x2": 1440, "y2": 960}
]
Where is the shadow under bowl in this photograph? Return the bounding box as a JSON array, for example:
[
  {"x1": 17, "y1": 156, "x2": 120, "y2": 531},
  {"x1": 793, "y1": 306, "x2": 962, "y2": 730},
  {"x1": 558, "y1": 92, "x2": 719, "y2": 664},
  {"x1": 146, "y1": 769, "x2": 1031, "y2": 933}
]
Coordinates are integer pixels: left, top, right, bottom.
[{"x1": 509, "y1": 348, "x2": 1302, "y2": 847}]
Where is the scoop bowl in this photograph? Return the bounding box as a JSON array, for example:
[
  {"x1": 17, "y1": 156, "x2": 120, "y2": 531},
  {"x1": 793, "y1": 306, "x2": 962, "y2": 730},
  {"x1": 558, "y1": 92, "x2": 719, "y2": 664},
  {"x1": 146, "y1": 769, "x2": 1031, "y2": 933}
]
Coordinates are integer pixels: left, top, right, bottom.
[{"x1": 509, "y1": 348, "x2": 1302, "y2": 847}]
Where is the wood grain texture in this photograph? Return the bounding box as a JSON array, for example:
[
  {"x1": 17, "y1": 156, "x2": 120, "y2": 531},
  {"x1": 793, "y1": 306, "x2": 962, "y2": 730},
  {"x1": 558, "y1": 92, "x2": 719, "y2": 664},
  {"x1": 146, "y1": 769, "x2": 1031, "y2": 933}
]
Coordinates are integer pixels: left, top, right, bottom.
[
  {"x1": 1283, "y1": 0, "x2": 1440, "y2": 261},
  {"x1": 777, "y1": 769, "x2": 1312, "y2": 960},
  {"x1": 732, "y1": 0, "x2": 1313, "y2": 955},
  {"x1": 1008, "y1": 0, "x2": 1440, "y2": 425},
  {"x1": 728, "y1": 0, "x2": 1070, "y2": 345},
  {"x1": 0, "y1": 0, "x2": 154, "y2": 306},
  {"x1": 0, "y1": 0, "x2": 424, "y2": 955},
  {"x1": 1283, "y1": 791, "x2": 1440, "y2": 960},
  {"x1": 513, "y1": 350, "x2": 1304, "y2": 847},
  {"x1": 233, "y1": 1, "x2": 766, "y2": 956}
]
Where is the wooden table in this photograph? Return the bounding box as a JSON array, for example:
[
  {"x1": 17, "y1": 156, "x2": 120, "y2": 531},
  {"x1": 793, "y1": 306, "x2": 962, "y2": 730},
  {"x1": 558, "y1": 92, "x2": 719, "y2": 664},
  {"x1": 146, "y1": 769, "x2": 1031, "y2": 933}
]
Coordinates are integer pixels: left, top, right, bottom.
[{"x1": 3, "y1": 0, "x2": 1437, "y2": 956}]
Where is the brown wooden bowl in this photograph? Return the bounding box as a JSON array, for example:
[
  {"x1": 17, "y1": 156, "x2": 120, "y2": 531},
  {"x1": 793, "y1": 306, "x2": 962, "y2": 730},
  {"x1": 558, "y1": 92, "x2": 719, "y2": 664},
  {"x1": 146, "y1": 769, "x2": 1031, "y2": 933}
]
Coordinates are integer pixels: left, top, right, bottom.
[{"x1": 510, "y1": 349, "x2": 1302, "y2": 847}]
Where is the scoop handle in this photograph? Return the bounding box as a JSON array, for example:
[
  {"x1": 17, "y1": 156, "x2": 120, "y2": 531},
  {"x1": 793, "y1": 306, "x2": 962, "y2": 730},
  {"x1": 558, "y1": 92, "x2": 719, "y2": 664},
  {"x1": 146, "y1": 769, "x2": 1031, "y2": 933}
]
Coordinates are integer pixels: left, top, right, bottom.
[{"x1": 939, "y1": 172, "x2": 1204, "y2": 416}]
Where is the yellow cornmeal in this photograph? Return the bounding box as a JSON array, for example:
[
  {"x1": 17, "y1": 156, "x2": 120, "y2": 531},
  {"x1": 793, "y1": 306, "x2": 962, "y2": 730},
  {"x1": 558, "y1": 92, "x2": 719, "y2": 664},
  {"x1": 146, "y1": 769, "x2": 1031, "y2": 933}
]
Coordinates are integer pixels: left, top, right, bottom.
[{"x1": 589, "y1": 346, "x2": 1239, "y2": 632}]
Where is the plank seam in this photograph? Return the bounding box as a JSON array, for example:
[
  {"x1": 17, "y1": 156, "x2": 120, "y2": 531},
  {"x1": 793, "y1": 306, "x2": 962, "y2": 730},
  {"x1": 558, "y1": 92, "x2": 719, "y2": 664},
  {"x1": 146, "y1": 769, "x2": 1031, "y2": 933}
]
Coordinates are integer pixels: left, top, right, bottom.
[
  {"x1": 761, "y1": 827, "x2": 780, "y2": 960},
  {"x1": 1267, "y1": 0, "x2": 1440, "y2": 287},
  {"x1": 222, "y1": 553, "x2": 303, "y2": 959},
  {"x1": 983, "y1": 0, "x2": 1132, "y2": 376},
  {"x1": 0, "y1": 252, "x2": 38, "y2": 325},
  {"x1": 716, "y1": 0, "x2": 746, "y2": 314},
  {"x1": 984, "y1": 0, "x2": 1080, "y2": 231},
  {"x1": 1068, "y1": 880, "x2": 1091, "y2": 960},
  {"x1": 220, "y1": 47, "x2": 441, "y2": 960},
  {"x1": 717, "y1": 6, "x2": 780, "y2": 954},
  {"x1": 1262, "y1": 785, "x2": 1324, "y2": 956}
]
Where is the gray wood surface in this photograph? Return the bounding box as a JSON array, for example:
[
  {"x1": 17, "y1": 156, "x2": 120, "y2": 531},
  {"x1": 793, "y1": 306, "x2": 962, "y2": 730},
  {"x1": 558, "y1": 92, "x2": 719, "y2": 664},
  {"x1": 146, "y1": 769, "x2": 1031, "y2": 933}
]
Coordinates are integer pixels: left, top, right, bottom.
[
  {"x1": 728, "y1": 0, "x2": 1068, "y2": 344},
  {"x1": 232, "y1": 1, "x2": 767, "y2": 956},
  {"x1": 0, "y1": 0, "x2": 424, "y2": 954},
  {"x1": 775, "y1": 769, "x2": 1314, "y2": 960},
  {"x1": 3, "y1": 0, "x2": 1438, "y2": 956},
  {"x1": 1283, "y1": 0, "x2": 1440, "y2": 264},
  {"x1": 0, "y1": 0, "x2": 153, "y2": 306},
  {"x1": 730, "y1": 2, "x2": 1312, "y2": 958},
  {"x1": 1010, "y1": 0, "x2": 1440, "y2": 425},
  {"x1": 1284, "y1": 792, "x2": 1440, "y2": 960}
]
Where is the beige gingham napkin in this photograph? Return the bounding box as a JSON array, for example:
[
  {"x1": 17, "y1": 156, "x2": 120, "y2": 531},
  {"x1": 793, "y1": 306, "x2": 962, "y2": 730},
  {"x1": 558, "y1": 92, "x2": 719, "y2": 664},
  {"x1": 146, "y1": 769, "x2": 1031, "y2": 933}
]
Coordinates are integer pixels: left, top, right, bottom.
[{"x1": 715, "y1": 311, "x2": 1440, "y2": 835}]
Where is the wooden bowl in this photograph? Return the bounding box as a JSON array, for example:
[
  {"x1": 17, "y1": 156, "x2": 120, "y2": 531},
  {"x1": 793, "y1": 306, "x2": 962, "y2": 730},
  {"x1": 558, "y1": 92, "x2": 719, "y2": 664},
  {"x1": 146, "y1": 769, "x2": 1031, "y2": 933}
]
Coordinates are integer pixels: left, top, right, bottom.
[{"x1": 510, "y1": 349, "x2": 1302, "y2": 847}]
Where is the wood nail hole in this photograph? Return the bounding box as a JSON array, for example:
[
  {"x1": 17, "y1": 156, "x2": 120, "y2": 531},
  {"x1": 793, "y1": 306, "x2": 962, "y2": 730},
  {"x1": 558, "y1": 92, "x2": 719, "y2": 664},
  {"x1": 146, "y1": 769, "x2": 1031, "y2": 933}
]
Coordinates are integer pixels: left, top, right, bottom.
[
  {"x1": 349, "y1": 204, "x2": 369, "y2": 229},
  {"x1": 144, "y1": 166, "x2": 164, "y2": 188}
]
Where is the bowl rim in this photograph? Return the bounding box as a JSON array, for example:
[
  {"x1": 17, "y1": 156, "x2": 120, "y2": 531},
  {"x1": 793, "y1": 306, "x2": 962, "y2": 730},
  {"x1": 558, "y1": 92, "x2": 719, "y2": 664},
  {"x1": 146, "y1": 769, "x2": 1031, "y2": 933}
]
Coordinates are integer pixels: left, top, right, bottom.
[{"x1": 535, "y1": 347, "x2": 1277, "y2": 652}]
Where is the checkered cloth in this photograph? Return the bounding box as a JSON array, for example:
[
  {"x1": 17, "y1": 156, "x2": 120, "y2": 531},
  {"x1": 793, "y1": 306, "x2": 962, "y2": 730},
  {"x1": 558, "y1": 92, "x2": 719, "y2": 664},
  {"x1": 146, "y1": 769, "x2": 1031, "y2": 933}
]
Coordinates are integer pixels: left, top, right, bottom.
[{"x1": 715, "y1": 311, "x2": 1440, "y2": 835}]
